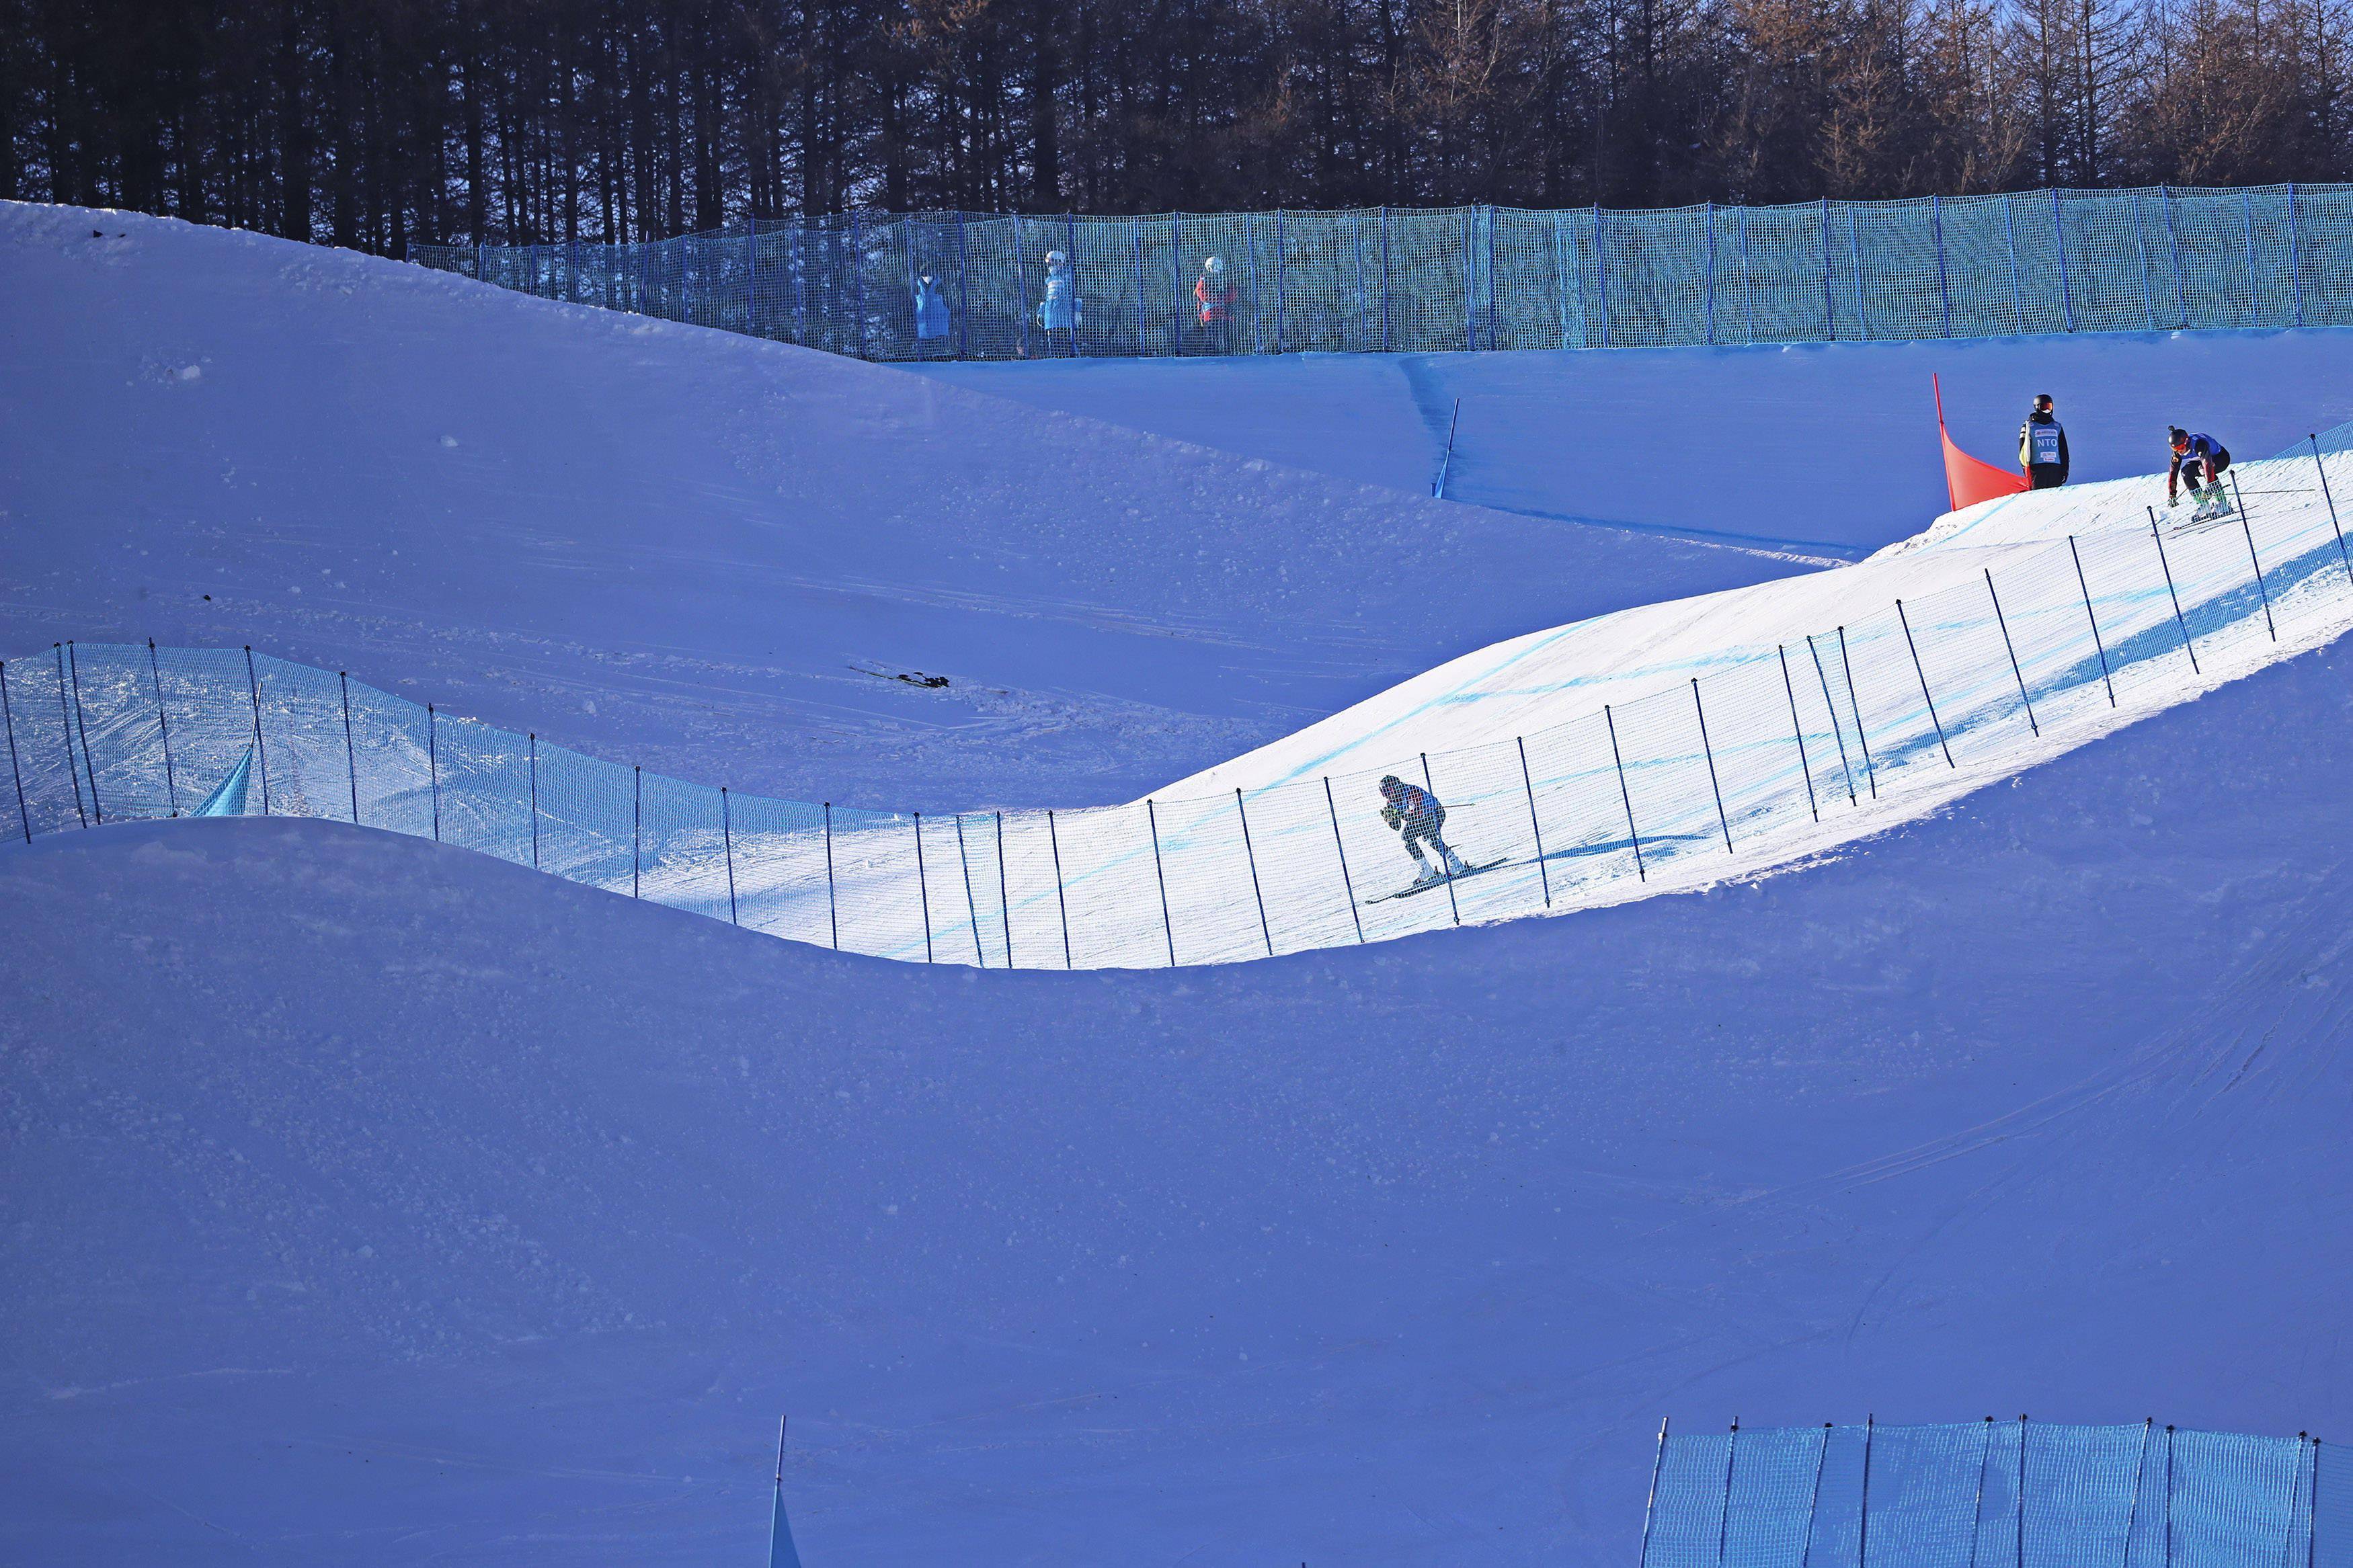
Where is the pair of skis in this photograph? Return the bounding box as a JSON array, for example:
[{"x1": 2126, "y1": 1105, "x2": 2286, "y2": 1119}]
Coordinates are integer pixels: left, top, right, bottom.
[{"x1": 1363, "y1": 857, "x2": 1511, "y2": 905}]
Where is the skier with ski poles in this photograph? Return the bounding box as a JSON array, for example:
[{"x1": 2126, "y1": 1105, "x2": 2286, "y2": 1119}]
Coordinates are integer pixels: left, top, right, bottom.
[
  {"x1": 2019, "y1": 393, "x2": 2069, "y2": 489},
  {"x1": 1379, "y1": 774, "x2": 1470, "y2": 889},
  {"x1": 2167, "y1": 427, "x2": 2233, "y2": 521}
]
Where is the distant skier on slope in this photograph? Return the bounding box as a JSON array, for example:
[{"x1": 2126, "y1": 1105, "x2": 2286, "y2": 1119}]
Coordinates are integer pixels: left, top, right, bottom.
[
  {"x1": 1380, "y1": 774, "x2": 1470, "y2": 889},
  {"x1": 1034, "y1": 250, "x2": 1081, "y2": 356},
  {"x1": 2019, "y1": 393, "x2": 2069, "y2": 488},
  {"x1": 2168, "y1": 427, "x2": 2233, "y2": 521},
  {"x1": 1192, "y1": 257, "x2": 1235, "y2": 355}
]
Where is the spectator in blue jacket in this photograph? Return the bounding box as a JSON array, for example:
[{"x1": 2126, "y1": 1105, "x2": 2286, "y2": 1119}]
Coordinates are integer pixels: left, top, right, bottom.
[
  {"x1": 912, "y1": 274, "x2": 951, "y2": 355},
  {"x1": 1034, "y1": 250, "x2": 1080, "y2": 356}
]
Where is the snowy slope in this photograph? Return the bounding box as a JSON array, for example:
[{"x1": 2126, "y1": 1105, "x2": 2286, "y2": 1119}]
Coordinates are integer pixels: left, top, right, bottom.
[
  {"x1": 7, "y1": 644, "x2": 2353, "y2": 1565},
  {"x1": 5, "y1": 200, "x2": 2352, "y2": 1565},
  {"x1": 0, "y1": 202, "x2": 1790, "y2": 812},
  {"x1": 916, "y1": 333, "x2": 2353, "y2": 554}
]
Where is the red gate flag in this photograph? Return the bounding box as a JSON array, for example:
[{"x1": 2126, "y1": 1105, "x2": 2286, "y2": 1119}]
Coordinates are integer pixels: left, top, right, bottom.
[{"x1": 1934, "y1": 374, "x2": 2030, "y2": 512}]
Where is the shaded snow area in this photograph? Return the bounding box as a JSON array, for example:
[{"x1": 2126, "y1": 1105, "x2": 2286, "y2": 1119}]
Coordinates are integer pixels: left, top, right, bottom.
[
  {"x1": 5, "y1": 202, "x2": 2352, "y2": 1563},
  {"x1": 916, "y1": 331, "x2": 2353, "y2": 556},
  {"x1": 0, "y1": 202, "x2": 1790, "y2": 813}
]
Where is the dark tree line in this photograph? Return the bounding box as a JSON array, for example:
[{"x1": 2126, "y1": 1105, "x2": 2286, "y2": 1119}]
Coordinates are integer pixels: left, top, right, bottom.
[{"x1": 4, "y1": 0, "x2": 2350, "y2": 255}]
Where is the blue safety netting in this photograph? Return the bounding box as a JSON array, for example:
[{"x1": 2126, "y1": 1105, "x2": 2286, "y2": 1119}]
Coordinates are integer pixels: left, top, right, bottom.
[
  {"x1": 413, "y1": 184, "x2": 2353, "y2": 363},
  {"x1": 7, "y1": 429, "x2": 2353, "y2": 969},
  {"x1": 1642, "y1": 1420, "x2": 2340, "y2": 1568}
]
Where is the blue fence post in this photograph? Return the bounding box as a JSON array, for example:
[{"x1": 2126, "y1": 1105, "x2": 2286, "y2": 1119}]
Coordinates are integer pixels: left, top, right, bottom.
[
  {"x1": 1553, "y1": 209, "x2": 1573, "y2": 348},
  {"x1": 1131, "y1": 220, "x2": 1148, "y2": 354},
  {"x1": 2052, "y1": 188, "x2": 2076, "y2": 331},
  {"x1": 1933, "y1": 194, "x2": 1952, "y2": 335},
  {"x1": 242, "y1": 645, "x2": 270, "y2": 817},
  {"x1": 1739, "y1": 205, "x2": 1754, "y2": 341},
  {"x1": 2004, "y1": 194, "x2": 2025, "y2": 332},
  {"x1": 1274, "y1": 209, "x2": 1287, "y2": 351},
  {"x1": 2241, "y1": 187, "x2": 2261, "y2": 326},
  {"x1": 1172, "y1": 212, "x2": 1185, "y2": 356},
  {"x1": 2132, "y1": 190, "x2": 2157, "y2": 328},
  {"x1": 824, "y1": 802, "x2": 840, "y2": 950},
  {"x1": 1603, "y1": 704, "x2": 1645, "y2": 879},
  {"x1": 1845, "y1": 205, "x2": 1870, "y2": 336},
  {"x1": 1819, "y1": 197, "x2": 1836, "y2": 339},
  {"x1": 2288, "y1": 183, "x2": 2305, "y2": 327},
  {"x1": 1320, "y1": 778, "x2": 1366, "y2": 944},
  {"x1": 746, "y1": 223, "x2": 760, "y2": 336},
  {"x1": 1017, "y1": 214, "x2": 1031, "y2": 358},
  {"x1": 150, "y1": 640, "x2": 180, "y2": 817},
  {"x1": 1145, "y1": 799, "x2": 1176, "y2": 966},
  {"x1": 1486, "y1": 204, "x2": 1500, "y2": 349},
  {"x1": 1462, "y1": 208, "x2": 1476, "y2": 351},
  {"x1": 1596, "y1": 205, "x2": 1611, "y2": 347},
  {"x1": 1638, "y1": 1417, "x2": 1669, "y2": 1568},
  {"x1": 850, "y1": 212, "x2": 869, "y2": 357},
  {"x1": 1702, "y1": 202, "x2": 1716, "y2": 345},
  {"x1": 953, "y1": 212, "x2": 971, "y2": 358},
  {"x1": 2163, "y1": 185, "x2": 2188, "y2": 326},
  {"x1": 1246, "y1": 215, "x2": 1262, "y2": 354},
  {"x1": 1380, "y1": 206, "x2": 1393, "y2": 351}
]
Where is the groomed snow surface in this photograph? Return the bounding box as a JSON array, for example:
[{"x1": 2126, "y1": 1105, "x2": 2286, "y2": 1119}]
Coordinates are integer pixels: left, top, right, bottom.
[{"x1": 5, "y1": 202, "x2": 2353, "y2": 1564}]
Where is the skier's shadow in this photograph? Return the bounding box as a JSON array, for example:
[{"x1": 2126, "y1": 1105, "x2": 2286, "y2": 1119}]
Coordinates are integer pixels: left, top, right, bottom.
[{"x1": 1533, "y1": 831, "x2": 1716, "y2": 864}]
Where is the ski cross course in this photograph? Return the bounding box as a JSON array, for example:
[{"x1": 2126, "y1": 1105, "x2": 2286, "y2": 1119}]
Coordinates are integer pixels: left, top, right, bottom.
[
  {"x1": 14, "y1": 425, "x2": 2353, "y2": 968},
  {"x1": 11, "y1": 197, "x2": 2353, "y2": 1568}
]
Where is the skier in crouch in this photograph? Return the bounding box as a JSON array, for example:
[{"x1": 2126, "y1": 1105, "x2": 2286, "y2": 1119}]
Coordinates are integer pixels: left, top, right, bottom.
[
  {"x1": 1380, "y1": 774, "x2": 1470, "y2": 889},
  {"x1": 2019, "y1": 393, "x2": 2069, "y2": 488},
  {"x1": 2168, "y1": 427, "x2": 2233, "y2": 520}
]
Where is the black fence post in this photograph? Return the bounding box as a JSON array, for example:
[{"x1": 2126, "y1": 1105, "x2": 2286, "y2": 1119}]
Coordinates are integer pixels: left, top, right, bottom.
[
  {"x1": 1046, "y1": 808, "x2": 1072, "y2": 969},
  {"x1": 426, "y1": 704, "x2": 440, "y2": 840},
  {"x1": 1806, "y1": 634, "x2": 1859, "y2": 805},
  {"x1": 1860, "y1": 1415, "x2": 1877, "y2": 1568},
  {"x1": 1718, "y1": 1419, "x2": 1740, "y2": 1567},
  {"x1": 2311, "y1": 435, "x2": 2350, "y2": 586},
  {"x1": 2067, "y1": 536, "x2": 2118, "y2": 703},
  {"x1": 529, "y1": 734, "x2": 541, "y2": 868},
  {"x1": 2165, "y1": 1426, "x2": 2178, "y2": 1568},
  {"x1": 1638, "y1": 1417, "x2": 1670, "y2": 1568},
  {"x1": 1515, "y1": 737, "x2": 1554, "y2": 903},
  {"x1": 1691, "y1": 679, "x2": 1734, "y2": 850},
  {"x1": 909, "y1": 813, "x2": 935, "y2": 963},
  {"x1": 1322, "y1": 778, "x2": 1366, "y2": 942},
  {"x1": 243, "y1": 646, "x2": 270, "y2": 816},
  {"x1": 1776, "y1": 647, "x2": 1820, "y2": 823},
  {"x1": 1603, "y1": 705, "x2": 1645, "y2": 880},
  {"x1": 1984, "y1": 571, "x2": 2042, "y2": 732},
  {"x1": 953, "y1": 815, "x2": 984, "y2": 966},
  {"x1": 147, "y1": 641, "x2": 180, "y2": 817},
  {"x1": 2146, "y1": 511, "x2": 2200, "y2": 673},
  {"x1": 2233, "y1": 474, "x2": 2277, "y2": 641},
  {"x1": 994, "y1": 810, "x2": 1012, "y2": 967},
  {"x1": 722, "y1": 786, "x2": 738, "y2": 925},
  {"x1": 0, "y1": 661, "x2": 30, "y2": 842},
  {"x1": 339, "y1": 671, "x2": 360, "y2": 821},
  {"x1": 1804, "y1": 1425, "x2": 1832, "y2": 1562},
  {"x1": 65, "y1": 643, "x2": 101, "y2": 824},
  {"x1": 631, "y1": 766, "x2": 641, "y2": 898},
  {"x1": 1145, "y1": 799, "x2": 1176, "y2": 966},
  {"x1": 1420, "y1": 753, "x2": 1462, "y2": 925},
  {"x1": 1834, "y1": 627, "x2": 1878, "y2": 797},
  {"x1": 1895, "y1": 601, "x2": 1955, "y2": 768},
  {"x1": 1972, "y1": 1419, "x2": 1997, "y2": 1555},
  {"x1": 823, "y1": 802, "x2": 839, "y2": 950},
  {"x1": 1235, "y1": 787, "x2": 1275, "y2": 956}
]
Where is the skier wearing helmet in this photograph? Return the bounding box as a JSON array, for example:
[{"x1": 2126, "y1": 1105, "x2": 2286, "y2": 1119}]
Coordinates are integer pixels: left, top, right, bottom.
[
  {"x1": 2167, "y1": 427, "x2": 2233, "y2": 522},
  {"x1": 1378, "y1": 775, "x2": 1470, "y2": 889},
  {"x1": 1034, "y1": 249, "x2": 1080, "y2": 356},
  {"x1": 1192, "y1": 256, "x2": 1236, "y2": 354}
]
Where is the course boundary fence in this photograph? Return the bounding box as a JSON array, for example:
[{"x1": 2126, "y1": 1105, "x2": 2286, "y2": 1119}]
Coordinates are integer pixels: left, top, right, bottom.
[
  {"x1": 1640, "y1": 1418, "x2": 2350, "y2": 1568},
  {"x1": 411, "y1": 183, "x2": 2353, "y2": 363},
  {"x1": 9, "y1": 425, "x2": 2353, "y2": 970}
]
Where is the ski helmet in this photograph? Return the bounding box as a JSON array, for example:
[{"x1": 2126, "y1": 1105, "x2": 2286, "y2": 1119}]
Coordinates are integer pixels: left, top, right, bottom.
[
  {"x1": 2032, "y1": 393, "x2": 2054, "y2": 413},
  {"x1": 1380, "y1": 774, "x2": 1404, "y2": 792},
  {"x1": 1203, "y1": 255, "x2": 1225, "y2": 274},
  {"x1": 1045, "y1": 249, "x2": 1068, "y2": 267},
  {"x1": 2169, "y1": 426, "x2": 2190, "y2": 450}
]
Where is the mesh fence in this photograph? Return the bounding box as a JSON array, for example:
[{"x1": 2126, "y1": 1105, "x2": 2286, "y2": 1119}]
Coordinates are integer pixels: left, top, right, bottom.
[
  {"x1": 9, "y1": 433, "x2": 2353, "y2": 969},
  {"x1": 413, "y1": 184, "x2": 2353, "y2": 362},
  {"x1": 1643, "y1": 1420, "x2": 2335, "y2": 1568}
]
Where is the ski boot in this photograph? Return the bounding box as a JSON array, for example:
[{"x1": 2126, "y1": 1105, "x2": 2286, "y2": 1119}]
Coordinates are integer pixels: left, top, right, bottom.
[{"x1": 1442, "y1": 848, "x2": 1471, "y2": 878}]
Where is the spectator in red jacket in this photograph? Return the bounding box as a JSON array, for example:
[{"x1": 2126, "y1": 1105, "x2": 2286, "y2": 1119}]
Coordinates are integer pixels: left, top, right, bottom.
[{"x1": 1191, "y1": 257, "x2": 1235, "y2": 354}]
